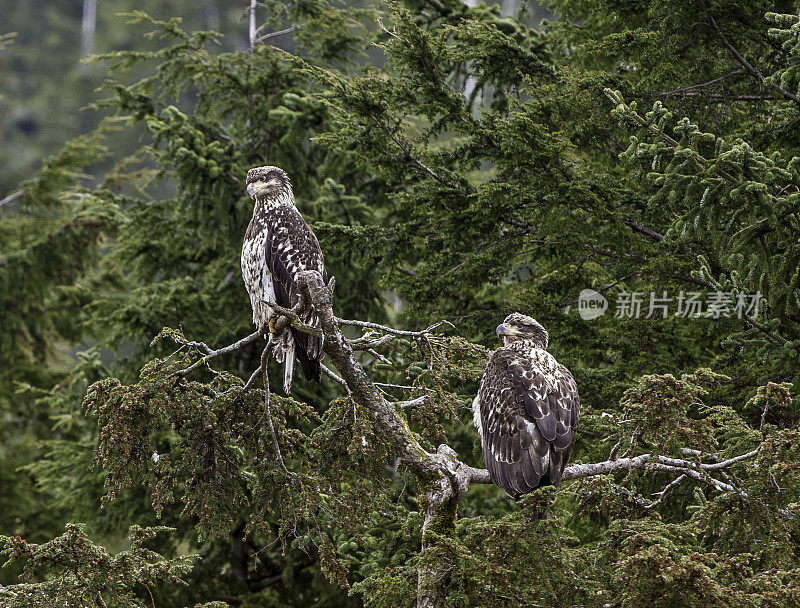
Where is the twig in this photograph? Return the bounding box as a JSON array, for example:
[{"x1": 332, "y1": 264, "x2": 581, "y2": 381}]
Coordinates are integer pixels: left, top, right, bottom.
[
  {"x1": 562, "y1": 272, "x2": 640, "y2": 307},
  {"x1": 337, "y1": 317, "x2": 451, "y2": 338},
  {"x1": 259, "y1": 339, "x2": 288, "y2": 474},
  {"x1": 659, "y1": 92, "x2": 778, "y2": 101},
  {"x1": 700, "y1": 3, "x2": 800, "y2": 110},
  {"x1": 257, "y1": 27, "x2": 296, "y2": 43},
  {"x1": 321, "y1": 363, "x2": 348, "y2": 389},
  {"x1": 395, "y1": 395, "x2": 429, "y2": 408},
  {"x1": 644, "y1": 474, "x2": 687, "y2": 510},
  {"x1": 366, "y1": 348, "x2": 392, "y2": 365},
  {"x1": 374, "y1": 382, "x2": 436, "y2": 393},
  {"x1": 376, "y1": 19, "x2": 399, "y2": 39},
  {"x1": 730, "y1": 216, "x2": 769, "y2": 240},
  {"x1": 0, "y1": 189, "x2": 24, "y2": 208},
  {"x1": 652, "y1": 462, "x2": 741, "y2": 495},
  {"x1": 350, "y1": 333, "x2": 396, "y2": 350},
  {"x1": 659, "y1": 70, "x2": 746, "y2": 96},
  {"x1": 240, "y1": 359, "x2": 265, "y2": 394},
  {"x1": 368, "y1": 112, "x2": 459, "y2": 189},
  {"x1": 167, "y1": 330, "x2": 262, "y2": 378}
]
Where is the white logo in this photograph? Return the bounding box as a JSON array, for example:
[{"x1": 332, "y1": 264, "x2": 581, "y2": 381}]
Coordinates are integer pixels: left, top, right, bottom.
[{"x1": 578, "y1": 289, "x2": 608, "y2": 320}]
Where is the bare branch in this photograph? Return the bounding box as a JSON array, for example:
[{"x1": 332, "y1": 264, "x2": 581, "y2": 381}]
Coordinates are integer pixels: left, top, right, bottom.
[
  {"x1": 395, "y1": 395, "x2": 430, "y2": 408},
  {"x1": 622, "y1": 218, "x2": 665, "y2": 242},
  {"x1": 366, "y1": 348, "x2": 392, "y2": 365},
  {"x1": 556, "y1": 450, "x2": 757, "y2": 498},
  {"x1": 703, "y1": 448, "x2": 760, "y2": 470},
  {"x1": 338, "y1": 317, "x2": 451, "y2": 338},
  {"x1": 368, "y1": 112, "x2": 459, "y2": 189},
  {"x1": 167, "y1": 329, "x2": 262, "y2": 378},
  {"x1": 321, "y1": 363, "x2": 348, "y2": 389},
  {"x1": 376, "y1": 19, "x2": 399, "y2": 40},
  {"x1": 730, "y1": 216, "x2": 769, "y2": 239},
  {"x1": 659, "y1": 70, "x2": 746, "y2": 96},
  {"x1": 466, "y1": 448, "x2": 760, "y2": 502},
  {"x1": 257, "y1": 27, "x2": 296, "y2": 43},
  {"x1": 239, "y1": 358, "x2": 265, "y2": 394},
  {"x1": 0, "y1": 189, "x2": 25, "y2": 208},
  {"x1": 374, "y1": 382, "x2": 435, "y2": 393},
  {"x1": 700, "y1": 3, "x2": 800, "y2": 110},
  {"x1": 644, "y1": 474, "x2": 687, "y2": 510},
  {"x1": 661, "y1": 92, "x2": 780, "y2": 101},
  {"x1": 259, "y1": 339, "x2": 289, "y2": 473}
]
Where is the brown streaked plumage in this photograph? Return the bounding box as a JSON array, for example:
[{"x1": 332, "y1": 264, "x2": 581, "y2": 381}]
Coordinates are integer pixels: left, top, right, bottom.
[
  {"x1": 241, "y1": 166, "x2": 328, "y2": 393},
  {"x1": 472, "y1": 313, "x2": 579, "y2": 498}
]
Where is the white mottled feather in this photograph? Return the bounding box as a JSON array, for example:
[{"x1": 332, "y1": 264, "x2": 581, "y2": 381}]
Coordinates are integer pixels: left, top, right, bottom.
[{"x1": 241, "y1": 166, "x2": 326, "y2": 394}]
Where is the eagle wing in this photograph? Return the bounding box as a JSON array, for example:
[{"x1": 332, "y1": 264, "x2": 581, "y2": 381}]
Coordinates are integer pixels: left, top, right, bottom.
[
  {"x1": 477, "y1": 348, "x2": 579, "y2": 497},
  {"x1": 264, "y1": 205, "x2": 328, "y2": 381}
]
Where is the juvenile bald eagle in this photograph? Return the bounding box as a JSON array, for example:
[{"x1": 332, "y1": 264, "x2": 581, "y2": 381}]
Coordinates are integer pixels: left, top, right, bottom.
[
  {"x1": 473, "y1": 313, "x2": 579, "y2": 498},
  {"x1": 241, "y1": 166, "x2": 328, "y2": 393}
]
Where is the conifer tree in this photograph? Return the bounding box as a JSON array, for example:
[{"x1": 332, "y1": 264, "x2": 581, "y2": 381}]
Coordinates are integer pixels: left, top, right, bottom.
[{"x1": 3, "y1": 2, "x2": 800, "y2": 607}]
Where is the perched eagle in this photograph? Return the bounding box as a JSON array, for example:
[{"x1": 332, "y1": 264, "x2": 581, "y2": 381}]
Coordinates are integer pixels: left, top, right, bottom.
[
  {"x1": 473, "y1": 313, "x2": 579, "y2": 498},
  {"x1": 241, "y1": 166, "x2": 328, "y2": 393}
]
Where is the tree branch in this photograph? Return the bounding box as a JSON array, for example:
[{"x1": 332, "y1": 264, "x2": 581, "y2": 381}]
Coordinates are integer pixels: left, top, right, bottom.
[
  {"x1": 321, "y1": 363, "x2": 348, "y2": 389},
  {"x1": 622, "y1": 218, "x2": 664, "y2": 242},
  {"x1": 257, "y1": 27, "x2": 296, "y2": 43},
  {"x1": 262, "y1": 299, "x2": 323, "y2": 338},
  {"x1": 558, "y1": 450, "x2": 757, "y2": 498},
  {"x1": 658, "y1": 70, "x2": 746, "y2": 96},
  {"x1": 167, "y1": 329, "x2": 262, "y2": 378},
  {"x1": 338, "y1": 317, "x2": 451, "y2": 337},
  {"x1": 0, "y1": 189, "x2": 24, "y2": 208},
  {"x1": 368, "y1": 112, "x2": 459, "y2": 189},
  {"x1": 294, "y1": 271, "x2": 476, "y2": 608},
  {"x1": 700, "y1": 3, "x2": 800, "y2": 110}
]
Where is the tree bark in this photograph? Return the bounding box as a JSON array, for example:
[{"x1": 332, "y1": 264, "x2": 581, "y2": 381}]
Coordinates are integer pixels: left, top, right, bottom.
[{"x1": 299, "y1": 272, "x2": 483, "y2": 608}]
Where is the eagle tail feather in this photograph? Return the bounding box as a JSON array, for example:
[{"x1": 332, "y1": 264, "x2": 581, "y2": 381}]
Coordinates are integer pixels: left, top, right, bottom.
[
  {"x1": 294, "y1": 330, "x2": 322, "y2": 383},
  {"x1": 521, "y1": 449, "x2": 542, "y2": 491},
  {"x1": 283, "y1": 340, "x2": 295, "y2": 394}
]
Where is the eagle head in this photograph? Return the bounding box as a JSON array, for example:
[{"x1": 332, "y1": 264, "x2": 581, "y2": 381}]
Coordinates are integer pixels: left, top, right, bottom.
[
  {"x1": 496, "y1": 312, "x2": 549, "y2": 349},
  {"x1": 245, "y1": 165, "x2": 293, "y2": 203}
]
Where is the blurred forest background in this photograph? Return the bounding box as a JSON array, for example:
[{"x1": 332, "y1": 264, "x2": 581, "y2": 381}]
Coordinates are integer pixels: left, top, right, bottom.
[{"x1": 3, "y1": 0, "x2": 800, "y2": 607}]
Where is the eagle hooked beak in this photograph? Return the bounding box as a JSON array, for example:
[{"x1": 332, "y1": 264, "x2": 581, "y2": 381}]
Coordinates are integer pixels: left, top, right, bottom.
[
  {"x1": 496, "y1": 323, "x2": 516, "y2": 337},
  {"x1": 246, "y1": 183, "x2": 258, "y2": 198}
]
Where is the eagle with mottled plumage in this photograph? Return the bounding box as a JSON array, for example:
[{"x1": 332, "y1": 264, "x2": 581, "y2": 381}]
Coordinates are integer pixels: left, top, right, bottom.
[
  {"x1": 241, "y1": 166, "x2": 328, "y2": 393},
  {"x1": 473, "y1": 313, "x2": 579, "y2": 498}
]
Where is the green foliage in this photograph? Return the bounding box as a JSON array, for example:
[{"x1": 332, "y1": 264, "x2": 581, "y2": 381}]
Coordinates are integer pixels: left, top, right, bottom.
[
  {"x1": 0, "y1": 524, "x2": 225, "y2": 608},
  {"x1": 5, "y1": 1, "x2": 800, "y2": 607}
]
